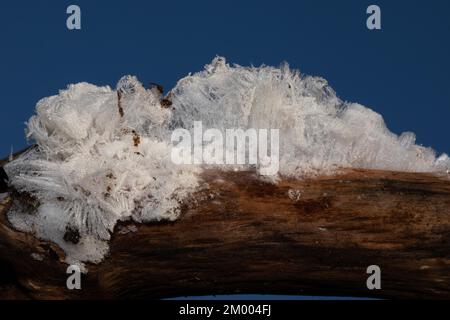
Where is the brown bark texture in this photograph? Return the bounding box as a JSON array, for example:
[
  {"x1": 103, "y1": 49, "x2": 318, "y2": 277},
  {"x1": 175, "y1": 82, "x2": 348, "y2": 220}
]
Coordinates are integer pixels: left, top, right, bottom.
[{"x1": 1, "y1": 151, "x2": 450, "y2": 299}]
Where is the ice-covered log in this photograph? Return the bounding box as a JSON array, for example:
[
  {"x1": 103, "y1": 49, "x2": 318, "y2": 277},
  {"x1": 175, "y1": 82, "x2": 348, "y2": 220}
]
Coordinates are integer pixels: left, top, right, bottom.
[
  {"x1": 3, "y1": 57, "x2": 450, "y2": 267},
  {"x1": 1, "y1": 57, "x2": 450, "y2": 299}
]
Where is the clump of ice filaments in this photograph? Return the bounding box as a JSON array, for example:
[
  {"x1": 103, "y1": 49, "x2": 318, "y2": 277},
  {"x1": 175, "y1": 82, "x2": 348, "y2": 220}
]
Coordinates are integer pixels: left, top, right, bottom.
[
  {"x1": 170, "y1": 57, "x2": 450, "y2": 175},
  {"x1": 5, "y1": 77, "x2": 200, "y2": 269},
  {"x1": 5, "y1": 57, "x2": 450, "y2": 267}
]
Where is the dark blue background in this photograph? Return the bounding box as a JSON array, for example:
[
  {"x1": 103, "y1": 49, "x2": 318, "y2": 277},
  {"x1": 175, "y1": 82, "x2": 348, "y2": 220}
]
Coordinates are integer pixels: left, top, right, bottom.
[{"x1": 1, "y1": 0, "x2": 449, "y2": 156}]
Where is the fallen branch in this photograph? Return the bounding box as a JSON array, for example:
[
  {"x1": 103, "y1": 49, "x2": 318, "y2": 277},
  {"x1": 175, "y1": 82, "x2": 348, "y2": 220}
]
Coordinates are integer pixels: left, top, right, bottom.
[{"x1": 1, "y1": 160, "x2": 450, "y2": 299}]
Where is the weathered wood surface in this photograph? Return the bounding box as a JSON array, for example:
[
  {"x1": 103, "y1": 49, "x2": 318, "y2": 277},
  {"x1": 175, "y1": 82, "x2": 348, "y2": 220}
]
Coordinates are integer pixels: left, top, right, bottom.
[{"x1": 1, "y1": 158, "x2": 450, "y2": 299}]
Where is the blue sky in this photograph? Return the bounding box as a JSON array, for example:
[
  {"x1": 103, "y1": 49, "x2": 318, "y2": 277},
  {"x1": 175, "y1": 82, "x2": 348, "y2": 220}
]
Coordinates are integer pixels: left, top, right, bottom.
[{"x1": 1, "y1": 0, "x2": 449, "y2": 156}]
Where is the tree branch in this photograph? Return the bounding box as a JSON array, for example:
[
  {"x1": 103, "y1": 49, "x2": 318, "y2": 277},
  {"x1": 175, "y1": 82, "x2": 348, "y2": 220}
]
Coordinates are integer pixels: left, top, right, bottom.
[{"x1": 1, "y1": 161, "x2": 450, "y2": 299}]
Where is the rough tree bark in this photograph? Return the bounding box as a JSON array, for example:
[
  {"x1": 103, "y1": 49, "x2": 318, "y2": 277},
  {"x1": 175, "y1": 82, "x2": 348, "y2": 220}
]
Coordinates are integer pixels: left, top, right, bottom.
[{"x1": 0, "y1": 153, "x2": 450, "y2": 299}]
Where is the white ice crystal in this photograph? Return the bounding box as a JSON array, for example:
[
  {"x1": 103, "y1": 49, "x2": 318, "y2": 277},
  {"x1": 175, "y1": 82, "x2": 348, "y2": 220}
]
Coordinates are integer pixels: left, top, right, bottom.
[
  {"x1": 5, "y1": 57, "x2": 450, "y2": 267},
  {"x1": 170, "y1": 57, "x2": 450, "y2": 176},
  {"x1": 5, "y1": 76, "x2": 200, "y2": 268}
]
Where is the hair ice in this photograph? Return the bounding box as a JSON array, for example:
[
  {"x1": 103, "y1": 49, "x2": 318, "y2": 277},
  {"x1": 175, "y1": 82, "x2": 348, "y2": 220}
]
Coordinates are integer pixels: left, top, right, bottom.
[{"x1": 5, "y1": 57, "x2": 449, "y2": 268}]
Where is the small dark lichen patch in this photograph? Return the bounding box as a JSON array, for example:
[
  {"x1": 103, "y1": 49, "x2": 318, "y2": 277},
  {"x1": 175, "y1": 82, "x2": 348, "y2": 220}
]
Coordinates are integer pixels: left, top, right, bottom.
[
  {"x1": 132, "y1": 130, "x2": 141, "y2": 147},
  {"x1": 11, "y1": 191, "x2": 40, "y2": 212},
  {"x1": 117, "y1": 90, "x2": 124, "y2": 118},
  {"x1": 63, "y1": 226, "x2": 80, "y2": 244},
  {"x1": 160, "y1": 98, "x2": 173, "y2": 108},
  {"x1": 104, "y1": 186, "x2": 112, "y2": 199}
]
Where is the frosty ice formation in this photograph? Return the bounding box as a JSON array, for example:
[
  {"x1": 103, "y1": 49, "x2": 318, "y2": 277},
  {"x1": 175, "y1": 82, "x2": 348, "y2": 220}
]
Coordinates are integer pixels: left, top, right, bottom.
[{"x1": 4, "y1": 57, "x2": 450, "y2": 268}]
